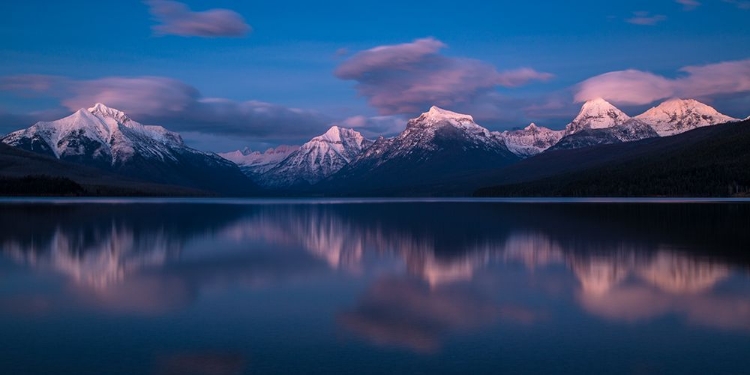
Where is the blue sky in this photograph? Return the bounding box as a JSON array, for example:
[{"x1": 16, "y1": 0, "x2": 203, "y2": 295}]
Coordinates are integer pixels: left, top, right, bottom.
[{"x1": 1, "y1": 0, "x2": 749, "y2": 151}]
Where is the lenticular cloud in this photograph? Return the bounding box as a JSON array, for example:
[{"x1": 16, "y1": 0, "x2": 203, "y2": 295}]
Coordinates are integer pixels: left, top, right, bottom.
[
  {"x1": 575, "y1": 59, "x2": 750, "y2": 105},
  {"x1": 335, "y1": 38, "x2": 553, "y2": 115}
]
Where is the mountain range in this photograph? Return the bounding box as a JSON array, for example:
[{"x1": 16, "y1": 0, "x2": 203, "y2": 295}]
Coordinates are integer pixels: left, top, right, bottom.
[
  {"x1": 222, "y1": 98, "x2": 739, "y2": 193},
  {"x1": 1, "y1": 98, "x2": 745, "y2": 196}
]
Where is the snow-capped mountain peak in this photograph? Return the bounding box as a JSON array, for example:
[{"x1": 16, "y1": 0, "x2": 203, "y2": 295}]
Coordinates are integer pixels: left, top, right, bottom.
[
  {"x1": 634, "y1": 98, "x2": 738, "y2": 136},
  {"x1": 405, "y1": 106, "x2": 492, "y2": 142},
  {"x1": 422, "y1": 106, "x2": 475, "y2": 124},
  {"x1": 405, "y1": 106, "x2": 480, "y2": 133},
  {"x1": 0, "y1": 103, "x2": 255, "y2": 194},
  {"x1": 219, "y1": 144, "x2": 299, "y2": 175},
  {"x1": 2, "y1": 104, "x2": 187, "y2": 165},
  {"x1": 313, "y1": 125, "x2": 366, "y2": 146},
  {"x1": 566, "y1": 98, "x2": 630, "y2": 134},
  {"x1": 499, "y1": 123, "x2": 564, "y2": 157},
  {"x1": 88, "y1": 103, "x2": 131, "y2": 124},
  {"x1": 317, "y1": 125, "x2": 343, "y2": 142},
  {"x1": 259, "y1": 127, "x2": 372, "y2": 187},
  {"x1": 346, "y1": 106, "x2": 514, "y2": 173}
]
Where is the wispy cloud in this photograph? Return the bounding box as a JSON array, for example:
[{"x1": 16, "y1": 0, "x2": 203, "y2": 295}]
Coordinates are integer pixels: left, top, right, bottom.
[
  {"x1": 723, "y1": 0, "x2": 750, "y2": 9},
  {"x1": 144, "y1": 0, "x2": 251, "y2": 38},
  {"x1": 626, "y1": 11, "x2": 667, "y2": 25},
  {"x1": 574, "y1": 59, "x2": 750, "y2": 105},
  {"x1": 0, "y1": 75, "x2": 332, "y2": 142},
  {"x1": 676, "y1": 0, "x2": 701, "y2": 11},
  {"x1": 334, "y1": 37, "x2": 553, "y2": 116},
  {"x1": 0, "y1": 74, "x2": 63, "y2": 93},
  {"x1": 338, "y1": 115, "x2": 406, "y2": 138}
]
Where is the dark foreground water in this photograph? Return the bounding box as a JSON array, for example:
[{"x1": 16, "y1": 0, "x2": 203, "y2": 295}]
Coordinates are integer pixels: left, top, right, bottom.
[{"x1": 1, "y1": 199, "x2": 749, "y2": 375}]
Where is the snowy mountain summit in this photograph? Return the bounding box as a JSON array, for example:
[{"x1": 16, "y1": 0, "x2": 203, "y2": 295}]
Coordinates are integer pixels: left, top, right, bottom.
[
  {"x1": 406, "y1": 106, "x2": 493, "y2": 138},
  {"x1": 499, "y1": 123, "x2": 564, "y2": 157},
  {"x1": 2, "y1": 103, "x2": 184, "y2": 165},
  {"x1": 635, "y1": 99, "x2": 738, "y2": 136},
  {"x1": 565, "y1": 98, "x2": 631, "y2": 134},
  {"x1": 219, "y1": 145, "x2": 299, "y2": 176},
  {"x1": 395, "y1": 106, "x2": 502, "y2": 152},
  {"x1": 417, "y1": 106, "x2": 476, "y2": 126},
  {"x1": 323, "y1": 106, "x2": 519, "y2": 192},
  {"x1": 1, "y1": 103, "x2": 254, "y2": 194},
  {"x1": 260, "y1": 126, "x2": 372, "y2": 187},
  {"x1": 342, "y1": 106, "x2": 509, "y2": 173}
]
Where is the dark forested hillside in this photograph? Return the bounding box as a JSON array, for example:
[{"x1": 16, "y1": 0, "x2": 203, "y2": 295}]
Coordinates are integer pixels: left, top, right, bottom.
[
  {"x1": 475, "y1": 119, "x2": 750, "y2": 197},
  {"x1": 0, "y1": 143, "x2": 207, "y2": 196}
]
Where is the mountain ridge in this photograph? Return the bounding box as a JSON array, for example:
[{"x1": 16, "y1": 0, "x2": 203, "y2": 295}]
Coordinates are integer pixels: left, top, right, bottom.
[
  {"x1": 259, "y1": 126, "x2": 372, "y2": 188},
  {"x1": 1, "y1": 104, "x2": 258, "y2": 196},
  {"x1": 319, "y1": 106, "x2": 519, "y2": 195}
]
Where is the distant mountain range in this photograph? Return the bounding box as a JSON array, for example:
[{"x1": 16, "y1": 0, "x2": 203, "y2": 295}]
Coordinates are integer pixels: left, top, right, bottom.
[
  {"x1": 220, "y1": 98, "x2": 740, "y2": 194},
  {"x1": 1, "y1": 99, "x2": 746, "y2": 197}
]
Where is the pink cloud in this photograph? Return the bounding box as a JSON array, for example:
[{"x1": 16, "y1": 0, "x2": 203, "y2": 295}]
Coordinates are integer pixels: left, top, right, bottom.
[
  {"x1": 574, "y1": 59, "x2": 750, "y2": 105},
  {"x1": 0, "y1": 74, "x2": 64, "y2": 93},
  {"x1": 723, "y1": 0, "x2": 750, "y2": 9},
  {"x1": 676, "y1": 0, "x2": 701, "y2": 11},
  {"x1": 339, "y1": 115, "x2": 406, "y2": 138},
  {"x1": 334, "y1": 37, "x2": 553, "y2": 115},
  {"x1": 679, "y1": 59, "x2": 750, "y2": 97},
  {"x1": 145, "y1": 0, "x2": 251, "y2": 38},
  {"x1": 626, "y1": 11, "x2": 667, "y2": 25},
  {"x1": 63, "y1": 76, "x2": 199, "y2": 116},
  {"x1": 0, "y1": 75, "x2": 331, "y2": 141}
]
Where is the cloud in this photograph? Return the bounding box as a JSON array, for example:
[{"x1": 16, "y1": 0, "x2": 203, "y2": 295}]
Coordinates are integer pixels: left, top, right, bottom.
[
  {"x1": 338, "y1": 115, "x2": 406, "y2": 138},
  {"x1": 334, "y1": 48, "x2": 350, "y2": 57},
  {"x1": 0, "y1": 74, "x2": 64, "y2": 93},
  {"x1": 626, "y1": 11, "x2": 667, "y2": 25},
  {"x1": 338, "y1": 277, "x2": 532, "y2": 352},
  {"x1": 676, "y1": 0, "x2": 701, "y2": 10},
  {"x1": 63, "y1": 76, "x2": 200, "y2": 117},
  {"x1": 723, "y1": 0, "x2": 750, "y2": 9},
  {"x1": 145, "y1": 0, "x2": 251, "y2": 37},
  {"x1": 334, "y1": 37, "x2": 553, "y2": 116},
  {"x1": 574, "y1": 59, "x2": 750, "y2": 105},
  {"x1": 0, "y1": 75, "x2": 332, "y2": 143}
]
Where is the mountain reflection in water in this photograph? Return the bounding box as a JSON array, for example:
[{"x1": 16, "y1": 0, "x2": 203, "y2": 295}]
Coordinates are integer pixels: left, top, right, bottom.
[{"x1": 0, "y1": 201, "x2": 749, "y2": 374}]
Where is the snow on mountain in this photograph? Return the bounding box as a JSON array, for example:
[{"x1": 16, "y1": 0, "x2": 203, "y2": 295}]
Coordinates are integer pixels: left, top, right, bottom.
[
  {"x1": 404, "y1": 106, "x2": 497, "y2": 145},
  {"x1": 565, "y1": 98, "x2": 631, "y2": 134},
  {"x1": 499, "y1": 123, "x2": 564, "y2": 157},
  {"x1": 635, "y1": 99, "x2": 739, "y2": 136},
  {"x1": 549, "y1": 119, "x2": 659, "y2": 151},
  {"x1": 352, "y1": 106, "x2": 508, "y2": 168},
  {"x1": 260, "y1": 126, "x2": 371, "y2": 187},
  {"x1": 2, "y1": 103, "x2": 185, "y2": 165},
  {"x1": 546, "y1": 99, "x2": 664, "y2": 152},
  {"x1": 323, "y1": 106, "x2": 519, "y2": 193},
  {"x1": 219, "y1": 145, "x2": 299, "y2": 176},
  {"x1": 1, "y1": 103, "x2": 255, "y2": 194}
]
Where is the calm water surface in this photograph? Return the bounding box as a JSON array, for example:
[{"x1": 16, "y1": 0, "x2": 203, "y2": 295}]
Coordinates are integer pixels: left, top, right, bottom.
[{"x1": 1, "y1": 199, "x2": 749, "y2": 374}]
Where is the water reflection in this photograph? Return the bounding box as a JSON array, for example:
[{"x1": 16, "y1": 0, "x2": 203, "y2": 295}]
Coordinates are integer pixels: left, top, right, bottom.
[
  {"x1": 1, "y1": 201, "x2": 749, "y2": 366},
  {"x1": 339, "y1": 276, "x2": 537, "y2": 352}
]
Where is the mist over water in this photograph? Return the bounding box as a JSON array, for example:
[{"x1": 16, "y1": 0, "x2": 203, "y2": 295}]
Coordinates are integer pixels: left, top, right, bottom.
[{"x1": 1, "y1": 200, "x2": 749, "y2": 374}]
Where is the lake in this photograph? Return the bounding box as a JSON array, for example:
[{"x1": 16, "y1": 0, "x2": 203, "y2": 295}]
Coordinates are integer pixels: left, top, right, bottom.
[{"x1": 1, "y1": 199, "x2": 749, "y2": 374}]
